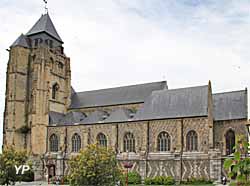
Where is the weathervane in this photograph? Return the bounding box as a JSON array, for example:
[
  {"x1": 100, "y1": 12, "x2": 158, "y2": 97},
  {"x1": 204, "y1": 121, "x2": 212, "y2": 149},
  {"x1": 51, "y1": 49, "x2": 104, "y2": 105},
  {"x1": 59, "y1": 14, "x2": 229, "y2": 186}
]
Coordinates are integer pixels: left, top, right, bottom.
[{"x1": 43, "y1": 0, "x2": 48, "y2": 14}]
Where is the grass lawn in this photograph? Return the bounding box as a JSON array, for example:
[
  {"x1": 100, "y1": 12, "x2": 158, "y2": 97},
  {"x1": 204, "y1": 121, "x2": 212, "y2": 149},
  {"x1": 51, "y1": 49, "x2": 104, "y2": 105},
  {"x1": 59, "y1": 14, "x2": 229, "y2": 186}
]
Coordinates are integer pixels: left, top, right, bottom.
[{"x1": 129, "y1": 184, "x2": 214, "y2": 186}]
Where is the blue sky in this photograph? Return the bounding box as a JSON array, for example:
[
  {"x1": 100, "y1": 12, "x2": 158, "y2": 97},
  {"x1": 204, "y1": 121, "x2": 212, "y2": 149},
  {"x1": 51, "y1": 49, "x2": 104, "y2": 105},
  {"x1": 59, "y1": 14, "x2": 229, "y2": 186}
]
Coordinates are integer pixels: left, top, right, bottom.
[{"x1": 0, "y1": 0, "x2": 250, "y2": 149}]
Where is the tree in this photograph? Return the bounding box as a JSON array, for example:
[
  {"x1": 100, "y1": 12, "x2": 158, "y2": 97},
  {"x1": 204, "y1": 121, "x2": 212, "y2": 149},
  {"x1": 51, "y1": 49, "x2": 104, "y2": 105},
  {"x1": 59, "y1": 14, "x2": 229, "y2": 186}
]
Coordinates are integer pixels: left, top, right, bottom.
[
  {"x1": 224, "y1": 135, "x2": 250, "y2": 185},
  {"x1": 0, "y1": 147, "x2": 28, "y2": 185},
  {"x1": 69, "y1": 144, "x2": 124, "y2": 186}
]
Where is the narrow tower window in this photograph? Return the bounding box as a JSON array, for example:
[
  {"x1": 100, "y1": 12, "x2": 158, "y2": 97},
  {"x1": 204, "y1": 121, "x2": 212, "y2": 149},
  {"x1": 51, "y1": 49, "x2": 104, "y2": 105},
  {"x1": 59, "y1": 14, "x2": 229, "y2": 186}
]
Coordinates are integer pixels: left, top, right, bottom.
[
  {"x1": 58, "y1": 62, "x2": 64, "y2": 70},
  {"x1": 34, "y1": 39, "x2": 39, "y2": 47},
  {"x1": 49, "y1": 40, "x2": 53, "y2": 48},
  {"x1": 52, "y1": 83, "x2": 59, "y2": 100}
]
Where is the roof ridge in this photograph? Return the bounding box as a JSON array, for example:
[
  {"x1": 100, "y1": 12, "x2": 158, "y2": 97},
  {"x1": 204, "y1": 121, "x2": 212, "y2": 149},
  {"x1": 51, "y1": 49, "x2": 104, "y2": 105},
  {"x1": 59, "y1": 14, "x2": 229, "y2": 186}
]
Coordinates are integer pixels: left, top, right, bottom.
[
  {"x1": 75, "y1": 81, "x2": 167, "y2": 94},
  {"x1": 152, "y1": 84, "x2": 208, "y2": 94},
  {"x1": 213, "y1": 89, "x2": 246, "y2": 95}
]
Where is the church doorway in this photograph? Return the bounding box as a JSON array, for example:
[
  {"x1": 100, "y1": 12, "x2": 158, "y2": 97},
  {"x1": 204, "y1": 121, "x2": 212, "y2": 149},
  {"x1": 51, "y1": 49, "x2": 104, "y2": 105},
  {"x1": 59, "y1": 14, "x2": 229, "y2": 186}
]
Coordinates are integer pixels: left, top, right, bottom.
[{"x1": 47, "y1": 164, "x2": 56, "y2": 180}]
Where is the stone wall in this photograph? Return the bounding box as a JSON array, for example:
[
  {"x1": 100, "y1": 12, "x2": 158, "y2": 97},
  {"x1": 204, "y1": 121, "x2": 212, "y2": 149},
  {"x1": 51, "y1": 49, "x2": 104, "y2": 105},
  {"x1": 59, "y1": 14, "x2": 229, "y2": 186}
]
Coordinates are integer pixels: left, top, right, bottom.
[
  {"x1": 183, "y1": 118, "x2": 210, "y2": 153},
  {"x1": 44, "y1": 150, "x2": 221, "y2": 181},
  {"x1": 45, "y1": 116, "x2": 222, "y2": 181},
  {"x1": 4, "y1": 46, "x2": 30, "y2": 151},
  {"x1": 214, "y1": 119, "x2": 248, "y2": 155},
  {"x1": 4, "y1": 45, "x2": 71, "y2": 155},
  {"x1": 47, "y1": 116, "x2": 211, "y2": 154},
  {"x1": 44, "y1": 117, "x2": 248, "y2": 182},
  {"x1": 149, "y1": 120, "x2": 180, "y2": 152}
]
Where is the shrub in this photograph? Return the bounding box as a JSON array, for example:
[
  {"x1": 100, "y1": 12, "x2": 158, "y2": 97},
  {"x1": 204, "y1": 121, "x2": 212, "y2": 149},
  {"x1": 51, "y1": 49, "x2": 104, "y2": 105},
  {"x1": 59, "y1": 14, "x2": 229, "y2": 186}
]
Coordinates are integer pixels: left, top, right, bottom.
[
  {"x1": 224, "y1": 135, "x2": 250, "y2": 184},
  {"x1": 144, "y1": 176, "x2": 175, "y2": 185},
  {"x1": 0, "y1": 147, "x2": 28, "y2": 185},
  {"x1": 128, "y1": 171, "x2": 141, "y2": 184},
  {"x1": 229, "y1": 180, "x2": 250, "y2": 186},
  {"x1": 68, "y1": 144, "x2": 123, "y2": 186},
  {"x1": 144, "y1": 177, "x2": 153, "y2": 185},
  {"x1": 182, "y1": 177, "x2": 213, "y2": 185},
  {"x1": 62, "y1": 175, "x2": 69, "y2": 184},
  {"x1": 18, "y1": 170, "x2": 34, "y2": 182},
  {"x1": 154, "y1": 176, "x2": 163, "y2": 184},
  {"x1": 163, "y1": 176, "x2": 175, "y2": 185}
]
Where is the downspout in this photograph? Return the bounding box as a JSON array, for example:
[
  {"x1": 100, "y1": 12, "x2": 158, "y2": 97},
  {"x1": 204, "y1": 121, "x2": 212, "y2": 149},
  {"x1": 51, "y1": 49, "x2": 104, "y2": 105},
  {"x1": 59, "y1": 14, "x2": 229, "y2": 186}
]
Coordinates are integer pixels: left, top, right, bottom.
[
  {"x1": 46, "y1": 127, "x2": 48, "y2": 153},
  {"x1": 146, "y1": 121, "x2": 150, "y2": 179},
  {"x1": 116, "y1": 124, "x2": 119, "y2": 153},
  {"x1": 180, "y1": 119, "x2": 184, "y2": 183},
  {"x1": 63, "y1": 127, "x2": 68, "y2": 177}
]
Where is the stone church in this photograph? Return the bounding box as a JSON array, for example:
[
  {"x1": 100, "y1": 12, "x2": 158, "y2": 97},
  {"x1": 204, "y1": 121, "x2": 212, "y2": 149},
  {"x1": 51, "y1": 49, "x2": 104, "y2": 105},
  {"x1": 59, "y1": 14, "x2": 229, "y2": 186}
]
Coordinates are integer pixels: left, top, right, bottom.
[{"x1": 3, "y1": 13, "x2": 249, "y2": 181}]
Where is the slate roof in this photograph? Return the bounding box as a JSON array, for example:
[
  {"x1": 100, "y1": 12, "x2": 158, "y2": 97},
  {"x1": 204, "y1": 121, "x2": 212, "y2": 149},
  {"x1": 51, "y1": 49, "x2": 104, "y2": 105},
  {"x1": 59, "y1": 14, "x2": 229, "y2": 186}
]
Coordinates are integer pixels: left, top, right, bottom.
[
  {"x1": 26, "y1": 13, "x2": 63, "y2": 43},
  {"x1": 70, "y1": 81, "x2": 167, "y2": 109},
  {"x1": 103, "y1": 108, "x2": 133, "y2": 123},
  {"x1": 59, "y1": 112, "x2": 86, "y2": 125},
  {"x1": 80, "y1": 110, "x2": 109, "y2": 124},
  {"x1": 134, "y1": 85, "x2": 209, "y2": 120},
  {"x1": 10, "y1": 34, "x2": 30, "y2": 48},
  {"x1": 49, "y1": 111, "x2": 86, "y2": 125},
  {"x1": 49, "y1": 111, "x2": 65, "y2": 125},
  {"x1": 49, "y1": 83, "x2": 248, "y2": 126},
  {"x1": 213, "y1": 90, "x2": 248, "y2": 121}
]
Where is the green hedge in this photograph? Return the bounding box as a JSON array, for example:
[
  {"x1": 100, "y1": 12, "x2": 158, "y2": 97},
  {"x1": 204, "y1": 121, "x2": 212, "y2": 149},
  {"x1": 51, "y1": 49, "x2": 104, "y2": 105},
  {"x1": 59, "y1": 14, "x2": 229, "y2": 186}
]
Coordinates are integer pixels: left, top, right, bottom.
[
  {"x1": 182, "y1": 177, "x2": 213, "y2": 185},
  {"x1": 229, "y1": 181, "x2": 250, "y2": 186},
  {"x1": 62, "y1": 175, "x2": 70, "y2": 184},
  {"x1": 128, "y1": 171, "x2": 141, "y2": 184},
  {"x1": 17, "y1": 170, "x2": 34, "y2": 182},
  {"x1": 144, "y1": 176, "x2": 175, "y2": 185}
]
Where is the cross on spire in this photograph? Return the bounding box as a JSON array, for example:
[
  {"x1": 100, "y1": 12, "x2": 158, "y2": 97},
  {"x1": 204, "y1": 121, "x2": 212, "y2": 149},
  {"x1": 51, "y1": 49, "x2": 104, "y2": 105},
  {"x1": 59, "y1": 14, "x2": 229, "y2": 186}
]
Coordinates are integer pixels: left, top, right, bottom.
[{"x1": 43, "y1": 0, "x2": 48, "y2": 14}]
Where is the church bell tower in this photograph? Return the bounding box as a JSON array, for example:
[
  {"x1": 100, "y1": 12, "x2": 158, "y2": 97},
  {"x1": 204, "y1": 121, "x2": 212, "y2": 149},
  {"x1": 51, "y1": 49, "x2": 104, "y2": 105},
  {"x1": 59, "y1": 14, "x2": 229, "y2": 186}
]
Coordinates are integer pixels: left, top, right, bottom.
[{"x1": 3, "y1": 13, "x2": 71, "y2": 155}]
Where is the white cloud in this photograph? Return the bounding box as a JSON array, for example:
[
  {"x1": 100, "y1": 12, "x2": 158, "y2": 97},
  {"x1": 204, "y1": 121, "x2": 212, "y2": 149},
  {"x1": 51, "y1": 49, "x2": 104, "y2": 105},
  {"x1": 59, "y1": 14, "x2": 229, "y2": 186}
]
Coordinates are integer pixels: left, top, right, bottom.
[{"x1": 0, "y1": 0, "x2": 250, "y2": 149}]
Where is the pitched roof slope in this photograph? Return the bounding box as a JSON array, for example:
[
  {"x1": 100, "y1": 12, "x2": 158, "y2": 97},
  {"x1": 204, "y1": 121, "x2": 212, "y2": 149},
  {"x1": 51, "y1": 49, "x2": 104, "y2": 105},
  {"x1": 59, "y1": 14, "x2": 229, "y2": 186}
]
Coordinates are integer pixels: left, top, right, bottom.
[
  {"x1": 70, "y1": 81, "x2": 167, "y2": 109},
  {"x1": 103, "y1": 108, "x2": 132, "y2": 123},
  {"x1": 10, "y1": 34, "x2": 30, "y2": 48},
  {"x1": 134, "y1": 85, "x2": 209, "y2": 120},
  {"x1": 80, "y1": 110, "x2": 108, "y2": 124},
  {"x1": 49, "y1": 111, "x2": 86, "y2": 125},
  {"x1": 213, "y1": 90, "x2": 247, "y2": 121},
  {"x1": 59, "y1": 112, "x2": 86, "y2": 125},
  {"x1": 49, "y1": 111, "x2": 65, "y2": 125},
  {"x1": 26, "y1": 13, "x2": 63, "y2": 42}
]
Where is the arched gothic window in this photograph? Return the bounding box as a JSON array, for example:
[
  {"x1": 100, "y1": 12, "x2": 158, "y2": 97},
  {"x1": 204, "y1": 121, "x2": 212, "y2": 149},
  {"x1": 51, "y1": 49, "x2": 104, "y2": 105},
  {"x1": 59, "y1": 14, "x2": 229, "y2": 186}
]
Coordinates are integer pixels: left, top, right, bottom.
[
  {"x1": 50, "y1": 134, "x2": 58, "y2": 152},
  {"x1": 123, "y1": 132, "x2": 135, "y2": 152},
  {"x1": 52, "y1": 83, "x2": 59, "y2": 100},
  {"x1": 157, "y1": 131, "x2": 171, "y2": 152},
  {"x1": 186, "y1": 130, "x2": 198, "y2": 151},
  {"x1": 97, "y1": 133, "x2": 107, "y2": 147},
  {"x1": 72, "y1": 133, "x2": 81, "y2": 152},
  {"x1": 225, "y1": 129, "x2": 235, "y2": 155}
]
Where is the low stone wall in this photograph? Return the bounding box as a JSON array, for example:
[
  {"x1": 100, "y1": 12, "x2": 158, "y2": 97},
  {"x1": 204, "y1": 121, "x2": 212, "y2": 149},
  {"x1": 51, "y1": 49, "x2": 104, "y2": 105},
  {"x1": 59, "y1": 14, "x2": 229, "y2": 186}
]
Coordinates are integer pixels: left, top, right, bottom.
[
  {"x1": 41, "y1": 150, "x2": 222, "y2": 182},
  {"x1": 117, "y1": 150, "x2": 221, "y2": 181}
]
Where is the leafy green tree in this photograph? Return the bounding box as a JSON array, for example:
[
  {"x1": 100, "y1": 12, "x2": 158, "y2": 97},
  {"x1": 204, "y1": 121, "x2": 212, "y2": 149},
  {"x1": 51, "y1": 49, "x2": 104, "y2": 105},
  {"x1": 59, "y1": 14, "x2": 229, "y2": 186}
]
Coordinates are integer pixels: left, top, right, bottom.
[
  {"x1": 69, "y1": 144, "x2": 123, "y2": 186},
  {"x1": 224, "y1": 135, "x2": 250, "y2": 185},
  {"x1": 0, "y1": 147, "x2": 28, "y2": 185}
]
